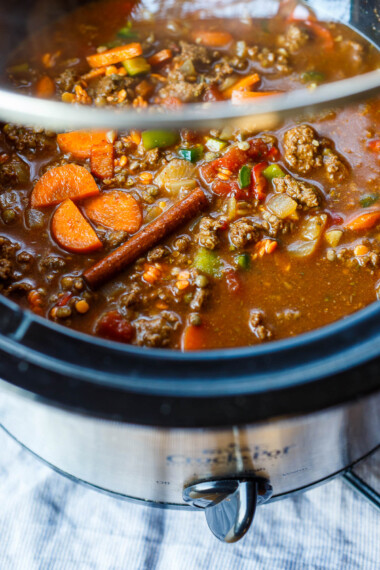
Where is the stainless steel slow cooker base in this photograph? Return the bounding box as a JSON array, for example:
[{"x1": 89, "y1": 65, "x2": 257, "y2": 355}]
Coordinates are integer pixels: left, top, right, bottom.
[
  {"x1": 2, "y1": 382, "x2": 379, "y2": 541},
  {"x1": 1, "y1": 382, "x2": 378, "y2": 506}
]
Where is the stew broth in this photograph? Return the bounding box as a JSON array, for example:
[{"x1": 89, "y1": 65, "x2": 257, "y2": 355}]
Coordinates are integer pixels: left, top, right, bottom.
[{"x1": 0, "y1": 0, "x2": 379, "y2": 349}]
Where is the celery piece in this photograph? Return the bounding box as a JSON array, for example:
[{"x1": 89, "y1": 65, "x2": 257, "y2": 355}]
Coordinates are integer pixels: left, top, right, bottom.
[
  {"x1": 7, "y1": 63, "x2": 29, "y2": 74},
  {"x1": 142, "y1": 130, "x2": 179, "y2": 150},
  {"x1": 105, "y1": 39, "x2": 123, "y2": 49},
  {"x1": 123, "y1": 56, "x2": 151, "y2": 76},
  {"x1": 179, "y1": 145, "x2": 204, "y2": 163},
  {"x1": 238, "y1": 165, "x2": 251, "y2": 189},
  {"x1": 205, "y1": 137, "x2": 228, "y2": 153},
  {"x1": 194, "y1": 248, "x2": 222, "y2": 278},
  {"x1": 263, "y1": 164, "x2": 286, "y2": 181},
  {"x1": 235, "y1": 253, "x2": 251, "y2": 270}
]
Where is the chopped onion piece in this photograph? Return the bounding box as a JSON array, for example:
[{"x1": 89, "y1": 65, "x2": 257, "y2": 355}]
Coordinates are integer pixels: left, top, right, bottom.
[
  {"x1": 267, "y1": 193, "x2": 297, "y2": 219},
  {"x1": 325, "y1": 229, "x2": 343, "y2": 247},
  {"x1": 227, "y1": 194, "x2": 237, "y2": 220},
  {"x1": 166, "y1": 179, "x2": 198, "y2": 193},
  {"x1": 220, "y1": 75, "x2": 238, "y2": 92},
  {"x1": 179, "y1": 59, "x2": 196, "y2": 77},
  {"x1": 300, "y1": 214, "x2": 327, "y2": 241},
  {"x1": 154, "y1": 159, "x2": 196, "y2": 195},
  {"x1": 288, "y1": 240, "x2": 318, "y2": 257},
  {"x1": 106, "y1": 130, "x2": 117, "y2": 143}
]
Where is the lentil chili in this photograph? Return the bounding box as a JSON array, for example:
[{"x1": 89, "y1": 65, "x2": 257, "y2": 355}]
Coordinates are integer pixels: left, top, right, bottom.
[{"x1": 1, "y1": 1, "x2": 379, "y2": 350}]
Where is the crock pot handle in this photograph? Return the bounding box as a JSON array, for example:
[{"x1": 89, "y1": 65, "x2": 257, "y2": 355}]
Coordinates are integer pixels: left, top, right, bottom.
[{"x1": 183, "y1": 478, "x2": 272, "y2": 543}]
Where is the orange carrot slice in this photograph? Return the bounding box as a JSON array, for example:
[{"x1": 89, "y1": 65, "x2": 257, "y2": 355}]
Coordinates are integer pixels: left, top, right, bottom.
[
  {"x1": 344, "y1": 211, "x2": 380, "y2": 231},
  {"x1": 368, "y1": 139, "x2": 380, "y2": 153},
  {"x1": 254, "y1": 239, "x2": 278, "y2": 257},
  {"x1": 82, "y1": 66, "x2": 107, "y2": 82},
  {"x1": 181, "y1": 324, "x2": 208, "y2": 351},
  {"x1": 84, "y1": 190, "x2": 142, "y2": 232},
  {"x1": 223, "y1": 73, "x2": 261, "y2": 98},
  {"x1": 91, "y1": 142, "x2": 114, "y2": 180},
  {"x1": 148, "y1": 49, "x2": 173, "y2": 66},
  {"x1": 87, "y1": 43, "x2": 142, "y2": 68},
  {"x1": 57, "y1": 130, "x2": 113, "y2": 160},
  {"x1": 52, "y1": 199, "x2": 102, "y2": 254},
  {"x1": 35, "y1": 76, "x2": 55, "y2": 98},
  {"x1": 191, "y1": 31, "x2": 233, "y2": 47},
  {"x1": 231, "y1": 90, "x2": 282, "y2": 104},
  {"x1": 31, "y1": 164, "x2": 100, "y2": 208}
]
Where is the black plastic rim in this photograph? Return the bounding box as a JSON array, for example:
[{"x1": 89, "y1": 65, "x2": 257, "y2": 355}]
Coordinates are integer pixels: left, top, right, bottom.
[{"x1": 0, "y1": 293, "x2": 379, "y2": 427}]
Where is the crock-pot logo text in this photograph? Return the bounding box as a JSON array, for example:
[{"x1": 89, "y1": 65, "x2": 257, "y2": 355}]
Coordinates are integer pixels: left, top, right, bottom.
[{"x1": 166, "y1": 442, "x2": 295, "y2": 466}]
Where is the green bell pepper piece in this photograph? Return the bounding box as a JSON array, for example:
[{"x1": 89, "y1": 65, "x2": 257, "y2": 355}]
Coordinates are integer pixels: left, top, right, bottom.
[
  {"x1": 194, "y1": 248, "x2": 222, "y2": 278},
  {"x1": 123, "y1": 57, "x2": 151, "y2": 76},
  {"x1": 117, "y1": 22, "x2": 139, "y2": 40},
  {"x1": 263, "y1": 164, "x2": 286, "y2": 181},
  {"x1": 179, "y1": 145, "x2": 204, "y2": 163},
  {"x1": 360, "y1": 193, "x2": 379, "y2": 208},
  {"x1": 205, "y1": 137, "x2": 228, "y2": 153},
  {"x1": 142, "y1": 130, "x2": 179, "y2": 150},
  {"x1": 238, "y1": 165, "x2": 251, "y2": 189},
  {"x1": 235, "y1": 253, "x2": 251, "y2": 270},
  {"x1": 301, "y1": 71, "x2": 325, "y2": 85}
]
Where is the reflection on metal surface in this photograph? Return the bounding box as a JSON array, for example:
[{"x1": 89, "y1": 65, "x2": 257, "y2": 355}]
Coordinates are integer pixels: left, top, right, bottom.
[{"x1": 0, "y1": 71, "x2": 378, "y2": 132}]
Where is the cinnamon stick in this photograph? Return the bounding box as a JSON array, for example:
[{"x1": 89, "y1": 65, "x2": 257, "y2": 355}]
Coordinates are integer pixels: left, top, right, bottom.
[{"x1": 83, "y1": 187, "x2": 208, "y2": 289}]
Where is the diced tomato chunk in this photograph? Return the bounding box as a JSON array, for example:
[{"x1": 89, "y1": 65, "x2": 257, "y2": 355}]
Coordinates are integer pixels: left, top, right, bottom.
[
  {"x1": 328, "y1": 212, "x2": 344, "y2": 226},
  {"x1": 252, "y1": 162, "x2": 268, "y2": 200},
  {"x1": 267, "y1": 146, "x2": 280, "y2": 161},
  {"x1": 203, "y1": 85, "x2": 225, "y2": 102},
  {"x1": 225, "y1": 269, "x2": 242, "y2": 294},
  {"x1": 212, "y1": 179, "x2": 241, "y2": 197},
  {"x1": 217, "y1": 147, "x2": 247, "y2": 171},
  {"x1": 247, "y1": 138, "x2": 270, "y2": 161},
  {"x1": 96, "y1": 310, "x2": 135, "y2": 343},
  {"x1": 304, "y1": 21, "x2": 334, "y2": 50},
  {"x1": 200, "y1": 161, "x2": 219, "y2": 183},
  {"x1": 201, "y1": 139, "x2": 271, "y2": 199}
]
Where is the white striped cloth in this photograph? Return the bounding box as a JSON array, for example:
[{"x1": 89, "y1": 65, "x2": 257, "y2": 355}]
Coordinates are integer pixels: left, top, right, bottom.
[{"x1": 0, "y1": 429, "x2": 378, "y2": 570}]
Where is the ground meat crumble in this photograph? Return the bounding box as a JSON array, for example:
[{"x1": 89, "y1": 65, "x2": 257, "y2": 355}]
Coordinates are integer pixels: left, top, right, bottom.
[
  {"x1": 283, "y1": 125, "x2": 323, "y2": 174},
  {"x1": 229, "y1": 218, "x2": 261, "y2": 249},
  {"x1": 249, "y1": 310, "x2": 272, "y2": 341},
  {"x1": 323, "y1": 151, "x2": 348, "y2": 183},
  {"x1": 277, "y1": 24, "x2": 309, "y2": 54},
  {"x1": 134, "y1": 311, "x2": 181, "y2": 347},
  {"x1": 261, "y1": 211, "x2": 290, "y2": 237},
  {"x1": 198, "y1": 216, "x2": 224, "y2": 249},
  {"x1": 273, "y1": 175, "x2": 320, "y2": 208}
]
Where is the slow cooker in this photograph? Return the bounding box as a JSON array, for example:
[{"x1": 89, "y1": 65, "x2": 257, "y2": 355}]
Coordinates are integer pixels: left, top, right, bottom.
[{"x1": 0, "y1": 0, "x2": 379, "y2": 543}]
